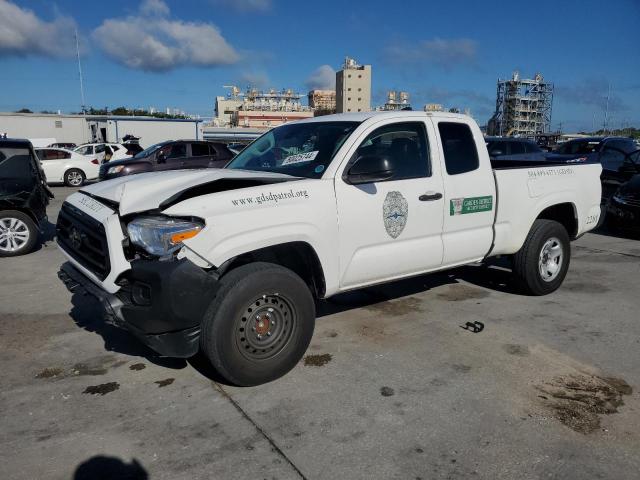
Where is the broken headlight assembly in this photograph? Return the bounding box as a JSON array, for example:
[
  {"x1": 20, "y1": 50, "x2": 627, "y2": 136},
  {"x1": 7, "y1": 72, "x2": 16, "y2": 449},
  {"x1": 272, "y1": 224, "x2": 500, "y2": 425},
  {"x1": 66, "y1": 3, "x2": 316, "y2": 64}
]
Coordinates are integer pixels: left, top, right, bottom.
[{"x1": 127, "y1": 216, "x2": 204, "y2": 257}]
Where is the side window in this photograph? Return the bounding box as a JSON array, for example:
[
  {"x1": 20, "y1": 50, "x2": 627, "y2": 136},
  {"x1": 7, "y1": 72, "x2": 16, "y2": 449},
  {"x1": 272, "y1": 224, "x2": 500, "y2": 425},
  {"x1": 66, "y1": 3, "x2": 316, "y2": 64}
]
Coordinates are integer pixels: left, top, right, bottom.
[
  {"x1": 76, "y1": 145, "x2": 93, "y2": 155},
  {"x1": 438, "y1": 122, "x2": 479, "y2": 175},
  {"x1": 95, "y1": 144, "x2": 106, "y2": 154},
  {"x1": 110, "y1": 145, "x2": 120, "y2": 151},
  {"x1": 168, "y1": 143, "x2": 187, "y2": 159},
  {"x1": 208, "y1": 144, "x2": 219, "y2": 157},
  {"x1": 60, "y1": 150, "x2": 71, "y2": 159},
  {"x1": 510, "y1": 142, "x2": 526, "y2": 155},
  {"x1": 524, "y1": 141, "x2": 542, "y2": 153},
  {"x1": 351, "y1": 122, "x2": 430, "y2": 180},
  {"x1": 600, "y1": 147, "x2": 626, "y2": 171},
  {"x1": 607, "y1": 139, "x2": 636, "y2": 154},
  {"x1": 191, "y1": 143, "x2": 209, "y2": 157}
]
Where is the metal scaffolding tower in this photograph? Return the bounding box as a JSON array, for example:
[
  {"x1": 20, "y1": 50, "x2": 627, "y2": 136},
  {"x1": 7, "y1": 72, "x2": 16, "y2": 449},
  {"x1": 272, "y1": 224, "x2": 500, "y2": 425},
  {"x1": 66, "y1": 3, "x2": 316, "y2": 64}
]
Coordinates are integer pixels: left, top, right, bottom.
[{"x1": 490, "y1": 71, "x2": 553, "y2": 137}]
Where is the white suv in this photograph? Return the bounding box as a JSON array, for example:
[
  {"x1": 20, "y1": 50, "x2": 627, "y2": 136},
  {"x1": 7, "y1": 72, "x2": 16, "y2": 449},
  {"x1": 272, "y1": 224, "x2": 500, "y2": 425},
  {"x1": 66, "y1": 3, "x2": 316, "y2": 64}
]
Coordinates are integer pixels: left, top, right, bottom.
[{"x1": 74, "y1": 143, "x2": 129, "y2": 163}]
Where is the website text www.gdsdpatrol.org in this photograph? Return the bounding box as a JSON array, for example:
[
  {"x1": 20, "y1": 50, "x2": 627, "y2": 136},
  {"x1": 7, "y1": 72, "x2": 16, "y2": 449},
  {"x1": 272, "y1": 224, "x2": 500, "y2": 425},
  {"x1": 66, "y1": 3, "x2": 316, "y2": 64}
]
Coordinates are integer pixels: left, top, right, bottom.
[{"x1": 231, "y1": 188, "x2": 309, "y2": 206}]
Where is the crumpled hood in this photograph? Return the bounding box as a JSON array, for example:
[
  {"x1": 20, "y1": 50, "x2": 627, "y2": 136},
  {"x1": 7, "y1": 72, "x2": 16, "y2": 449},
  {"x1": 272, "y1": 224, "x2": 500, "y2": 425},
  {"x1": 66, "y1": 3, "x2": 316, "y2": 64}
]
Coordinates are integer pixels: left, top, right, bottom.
[{"x1": 80, "y1": 168, "x2": 297, "y2": 215}]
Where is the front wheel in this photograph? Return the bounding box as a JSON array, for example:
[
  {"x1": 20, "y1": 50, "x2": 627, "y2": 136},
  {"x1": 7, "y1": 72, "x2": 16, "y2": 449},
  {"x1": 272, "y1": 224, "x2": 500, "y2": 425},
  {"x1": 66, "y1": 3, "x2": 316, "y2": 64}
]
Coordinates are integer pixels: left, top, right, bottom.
[
  {"x1": 512, "y1": 219, "x2": 570, "y2": 295},
  {"x1": 64, "y1": 169, "x2": 85, "y2": 187},
  {"x1": 0, "y1": 210, "x2": 38, "y2": 257},
  {"x1": 200, "y1": 262, "x2": 315, "y2": 386}
]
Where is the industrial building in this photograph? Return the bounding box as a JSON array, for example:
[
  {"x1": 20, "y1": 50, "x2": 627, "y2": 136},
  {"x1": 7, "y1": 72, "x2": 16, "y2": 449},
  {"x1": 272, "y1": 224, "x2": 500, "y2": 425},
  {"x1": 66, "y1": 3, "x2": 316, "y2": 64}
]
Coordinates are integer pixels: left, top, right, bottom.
[
  {"x1": 308, "y1": 90, "x2": 336, "y2": 115},
  {"x1": 488, "y1": 71, "x2": 553, "y2": 137},
  {"x1": 213, "y1": 86, "x2": 312, "y2": 128},
  {"x1": 0, "y1": 112, "x2": 204, "y2": 147},
  {"x1": 378, "y1": 91, "x2": 411, "y2": 111},
  {"x1": 336, "y1": 57, "x2": 372, "y2": 113}
]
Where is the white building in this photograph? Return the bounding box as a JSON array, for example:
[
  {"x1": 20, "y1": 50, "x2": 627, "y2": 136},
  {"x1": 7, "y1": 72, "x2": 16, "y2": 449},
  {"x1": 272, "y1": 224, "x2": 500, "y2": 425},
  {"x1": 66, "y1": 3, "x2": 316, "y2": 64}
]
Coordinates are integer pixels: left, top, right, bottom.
[{"x1": 0, "y1": 112, "x2": 204, "y2": 147}]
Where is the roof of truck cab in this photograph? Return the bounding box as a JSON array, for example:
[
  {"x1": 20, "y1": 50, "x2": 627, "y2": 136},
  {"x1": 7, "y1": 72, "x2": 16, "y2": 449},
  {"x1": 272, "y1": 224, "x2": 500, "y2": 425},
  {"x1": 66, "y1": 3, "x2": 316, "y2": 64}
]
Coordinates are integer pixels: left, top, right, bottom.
[
  {"x1": 0, "y1": 138, "x2": 33, "y2": 148},
  {"x1": 294, "y1": 111, "x2": 472, "y2": 124}
]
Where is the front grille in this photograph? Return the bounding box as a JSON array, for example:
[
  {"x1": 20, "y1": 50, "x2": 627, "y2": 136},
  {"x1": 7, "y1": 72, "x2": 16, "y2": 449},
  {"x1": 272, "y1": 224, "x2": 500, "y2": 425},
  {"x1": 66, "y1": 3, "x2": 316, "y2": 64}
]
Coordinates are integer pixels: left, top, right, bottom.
[{"x1": 57, "y1": 202, "x2": 111, "y2": 279}]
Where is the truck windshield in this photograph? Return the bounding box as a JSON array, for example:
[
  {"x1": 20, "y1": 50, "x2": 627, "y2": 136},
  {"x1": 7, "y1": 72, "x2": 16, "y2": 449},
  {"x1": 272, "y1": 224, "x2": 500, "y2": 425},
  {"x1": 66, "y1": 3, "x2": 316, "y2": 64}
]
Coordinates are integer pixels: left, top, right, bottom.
[{"x1": 226, "y1": 121, "x2": 360, "y2": 178}]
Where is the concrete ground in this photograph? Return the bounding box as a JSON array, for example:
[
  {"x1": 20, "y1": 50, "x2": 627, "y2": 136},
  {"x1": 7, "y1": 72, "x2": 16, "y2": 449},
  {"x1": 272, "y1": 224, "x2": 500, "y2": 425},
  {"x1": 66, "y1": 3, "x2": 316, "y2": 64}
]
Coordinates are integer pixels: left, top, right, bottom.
[{"x1": 1, "y1": 185, "x2": 640, "y2": 480}]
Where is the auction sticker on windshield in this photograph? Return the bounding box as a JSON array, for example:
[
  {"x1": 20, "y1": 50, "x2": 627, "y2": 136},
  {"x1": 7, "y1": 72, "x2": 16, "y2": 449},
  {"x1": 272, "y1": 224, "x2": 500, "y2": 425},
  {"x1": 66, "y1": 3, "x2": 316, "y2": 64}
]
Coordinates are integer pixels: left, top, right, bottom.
[{"x1": 281, "y1": 151, "x2": 319, "y2": 165}]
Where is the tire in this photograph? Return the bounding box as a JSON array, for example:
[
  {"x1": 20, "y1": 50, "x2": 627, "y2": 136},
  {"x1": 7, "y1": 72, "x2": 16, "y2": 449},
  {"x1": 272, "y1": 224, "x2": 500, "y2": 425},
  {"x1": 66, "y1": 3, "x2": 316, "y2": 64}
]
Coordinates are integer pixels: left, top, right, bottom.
[
  {"x1": 200, "y1": 262, "x2": 315, "y2": 386},
  {"x1": 0, "y1": 210, "x2": 38, "y2": 257},
  {"x1": 64, "y1": 168, "x2": 85, "y2": 187},
  {"x1": 512, "y1": 219, "x2": 570, "y2": 296}
]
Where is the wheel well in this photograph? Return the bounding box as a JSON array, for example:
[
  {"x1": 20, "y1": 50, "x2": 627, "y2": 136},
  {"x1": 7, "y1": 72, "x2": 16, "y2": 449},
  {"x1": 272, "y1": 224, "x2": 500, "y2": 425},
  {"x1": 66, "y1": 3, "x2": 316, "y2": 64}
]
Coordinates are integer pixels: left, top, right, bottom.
[
  {"x1": 222, "y1": 242, "x2": 326, "y2": 298},
  {"x1": 536, "y1": 203, "x2": 578, "y2": 238},
  {"x1": 0, "y1": 205, "x2": 39, "y2": 225}
]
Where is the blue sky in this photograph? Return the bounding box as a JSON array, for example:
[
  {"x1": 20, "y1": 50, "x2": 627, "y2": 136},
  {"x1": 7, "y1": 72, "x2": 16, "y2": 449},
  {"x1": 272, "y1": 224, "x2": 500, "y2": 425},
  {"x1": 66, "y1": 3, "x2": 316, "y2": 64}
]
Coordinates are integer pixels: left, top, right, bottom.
[{"x1": 1, "y1": 0, "x2": 638, "y2": 131}]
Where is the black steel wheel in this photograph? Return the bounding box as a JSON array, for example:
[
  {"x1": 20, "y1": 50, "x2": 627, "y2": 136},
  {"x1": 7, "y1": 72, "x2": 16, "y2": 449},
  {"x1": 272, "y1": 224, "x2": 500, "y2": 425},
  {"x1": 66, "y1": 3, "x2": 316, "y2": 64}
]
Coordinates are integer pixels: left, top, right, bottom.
[{"x1": 200, "y1": 262, "x2": 315, "y2": 386}]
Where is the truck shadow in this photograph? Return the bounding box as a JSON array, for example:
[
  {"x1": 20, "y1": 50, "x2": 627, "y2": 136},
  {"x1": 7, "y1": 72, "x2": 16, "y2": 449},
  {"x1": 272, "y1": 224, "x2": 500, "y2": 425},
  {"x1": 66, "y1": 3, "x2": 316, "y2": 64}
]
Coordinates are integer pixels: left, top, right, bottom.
[
  {"x1": 68, "y1": 293, "x2": 188, "y2": 370},
  {"x1": 317, "y1": 257, "x2": 518, "y2": 318}
]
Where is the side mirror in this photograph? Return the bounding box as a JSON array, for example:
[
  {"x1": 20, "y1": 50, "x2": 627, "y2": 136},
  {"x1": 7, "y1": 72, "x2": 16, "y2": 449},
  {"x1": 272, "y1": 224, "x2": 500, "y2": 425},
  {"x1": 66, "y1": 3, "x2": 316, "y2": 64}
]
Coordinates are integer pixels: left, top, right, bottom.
[
  {"x1": 157, "y1": 151, "x2": 166, "y2": 163},
  {"x1": 346, "y1": 155, "x2": 394, "y2": 185}
]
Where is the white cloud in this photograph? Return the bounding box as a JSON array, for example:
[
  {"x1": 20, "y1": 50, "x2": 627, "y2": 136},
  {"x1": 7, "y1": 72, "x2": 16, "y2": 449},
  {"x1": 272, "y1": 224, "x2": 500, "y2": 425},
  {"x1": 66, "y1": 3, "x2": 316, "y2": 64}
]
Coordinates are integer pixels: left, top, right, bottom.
[
  {"x1": 0, "y1": 0, "x2": 77, "y2": 58},
  {"x1": 212, "y1": 0, "x2": 272, "y2": 12},
  {"x1": 385, "y1": 38, "x2": 477, "y2": 70},
  {"x1": 305, "y1": 65, "x2": 336, "y2": 91},
  {"x1": 140, "y1": 0, "x2": 170, "y2": 16},
  {"x1": 93, "y1": 1, "x2": 239, "y2": 72}
]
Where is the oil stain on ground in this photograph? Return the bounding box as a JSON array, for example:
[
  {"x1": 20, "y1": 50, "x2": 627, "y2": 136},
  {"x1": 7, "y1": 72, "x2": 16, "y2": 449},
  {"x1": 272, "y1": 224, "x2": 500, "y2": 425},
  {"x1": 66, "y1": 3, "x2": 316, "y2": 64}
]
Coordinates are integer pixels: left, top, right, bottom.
[
  {"x1": 155, "y1": 378, "x2": 175, "y2": 387},
  {"x1": 83, "y1": 382, "x2": 120, "y2": 396},
  {"x1": 129, "y1": 363, "x2": 146, "y2": 371},
  {"x1": 436, "y1": 284, "x2": 489, "y2": 302},
  {"x1": 504, "y1": 344, "x2": 530, "y2": 357},
  {"x1": 304, "y1": 353, "x2": 332, "y2": 367},
  {"x1": 537, "y1": 374, "x2": 632, "y2": 433},
  {"x1": 36, "y1": 367, "x2": 63, "y2": 378},
  {"x1": 380, "y1": 386, "x2": 395, "y2": 397},
  {"x1": 364, "y1": 296, "x2": 424, "y2": 316}
]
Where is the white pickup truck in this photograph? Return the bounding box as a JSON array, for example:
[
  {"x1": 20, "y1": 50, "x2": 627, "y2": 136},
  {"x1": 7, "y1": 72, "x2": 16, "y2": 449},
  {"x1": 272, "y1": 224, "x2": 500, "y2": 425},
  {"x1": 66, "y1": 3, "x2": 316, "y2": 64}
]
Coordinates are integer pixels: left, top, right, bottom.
[{"x1": 57, "y1": 111, "x2": 602, "y2": 385}]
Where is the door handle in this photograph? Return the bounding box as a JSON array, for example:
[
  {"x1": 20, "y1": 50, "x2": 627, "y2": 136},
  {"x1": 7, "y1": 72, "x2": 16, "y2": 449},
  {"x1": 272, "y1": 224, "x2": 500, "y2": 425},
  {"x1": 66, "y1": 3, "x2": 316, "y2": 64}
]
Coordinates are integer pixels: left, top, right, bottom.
[{"x1": 419, "y1": 192, "x2": 443, "y2": 201}]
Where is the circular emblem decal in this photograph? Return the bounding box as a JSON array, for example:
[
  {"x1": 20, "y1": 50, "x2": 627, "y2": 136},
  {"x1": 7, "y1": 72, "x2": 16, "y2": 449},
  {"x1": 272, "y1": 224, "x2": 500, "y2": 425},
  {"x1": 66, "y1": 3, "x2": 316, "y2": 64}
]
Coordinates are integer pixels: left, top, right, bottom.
[{"x1": 383, "y1": 191, "x2": 408, "y2": 239}]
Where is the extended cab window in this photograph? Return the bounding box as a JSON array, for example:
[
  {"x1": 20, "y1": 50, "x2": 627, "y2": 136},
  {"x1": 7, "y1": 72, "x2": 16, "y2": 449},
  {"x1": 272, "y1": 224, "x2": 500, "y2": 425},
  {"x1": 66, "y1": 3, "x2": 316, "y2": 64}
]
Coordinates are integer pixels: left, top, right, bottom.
[
  {"x1": 351, "y1": 122, "x2": 430, "y2": 180},
  {"x1": 438, "y1": 122, "x2": 479, "y2": 175}
]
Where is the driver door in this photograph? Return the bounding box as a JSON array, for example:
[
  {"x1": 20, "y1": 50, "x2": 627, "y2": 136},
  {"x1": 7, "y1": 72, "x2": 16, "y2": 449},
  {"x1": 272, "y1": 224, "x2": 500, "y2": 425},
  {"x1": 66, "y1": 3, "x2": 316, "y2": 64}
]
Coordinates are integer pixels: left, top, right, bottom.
[{"x1": 334, "y1": 120, "x2": 445, "y2": 289}]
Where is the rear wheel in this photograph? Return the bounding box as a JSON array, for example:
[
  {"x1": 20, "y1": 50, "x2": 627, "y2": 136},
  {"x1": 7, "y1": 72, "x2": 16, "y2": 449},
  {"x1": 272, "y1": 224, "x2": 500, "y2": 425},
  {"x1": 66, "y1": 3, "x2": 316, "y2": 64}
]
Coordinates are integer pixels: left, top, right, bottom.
[
  {"x1": 64, "y1": 168, "x2": 85, "y2": 187},
  {"x1": 512, "y1": 219, "x2": 570, "y2": 295},
  {"x1": 200, "y1": 262, "x2": 315, "y2": 386},
  {"x1": 0, "y1": 210, "x2": 38, "y2": 257}
]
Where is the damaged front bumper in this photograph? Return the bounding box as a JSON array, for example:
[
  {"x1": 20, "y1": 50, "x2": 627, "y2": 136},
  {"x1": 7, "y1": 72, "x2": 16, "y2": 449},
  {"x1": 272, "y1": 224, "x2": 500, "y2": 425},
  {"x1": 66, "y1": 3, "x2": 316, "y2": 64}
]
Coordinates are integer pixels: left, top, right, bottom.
[{"x1": 59, "y1": 258, "x2": 220, "y2": 358}]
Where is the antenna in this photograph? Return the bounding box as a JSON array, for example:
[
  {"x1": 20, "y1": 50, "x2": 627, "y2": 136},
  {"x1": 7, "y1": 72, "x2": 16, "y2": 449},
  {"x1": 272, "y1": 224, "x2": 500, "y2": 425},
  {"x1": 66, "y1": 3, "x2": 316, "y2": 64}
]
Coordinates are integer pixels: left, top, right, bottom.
[{"x1": 75, "y1": 28, "x2": 86, "y2": 113}]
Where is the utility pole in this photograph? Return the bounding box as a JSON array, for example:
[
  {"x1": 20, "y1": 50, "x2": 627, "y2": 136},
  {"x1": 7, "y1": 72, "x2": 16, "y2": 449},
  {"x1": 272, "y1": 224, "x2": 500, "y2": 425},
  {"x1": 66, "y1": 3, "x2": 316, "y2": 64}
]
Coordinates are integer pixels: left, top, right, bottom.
[
  {"x1": 75, "y1": 28, "x2": 86, "y2": 114},
  {"x1": 603, "y1": 83, "x2": 611, "y2": 134}
]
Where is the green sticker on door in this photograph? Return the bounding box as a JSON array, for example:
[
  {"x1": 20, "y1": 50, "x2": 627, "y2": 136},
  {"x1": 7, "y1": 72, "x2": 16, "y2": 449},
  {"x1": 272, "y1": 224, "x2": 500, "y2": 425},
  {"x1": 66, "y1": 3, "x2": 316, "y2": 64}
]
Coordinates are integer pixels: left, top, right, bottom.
[{"x1": 449, "y1": 196, "x2": 493, "y2": 215}]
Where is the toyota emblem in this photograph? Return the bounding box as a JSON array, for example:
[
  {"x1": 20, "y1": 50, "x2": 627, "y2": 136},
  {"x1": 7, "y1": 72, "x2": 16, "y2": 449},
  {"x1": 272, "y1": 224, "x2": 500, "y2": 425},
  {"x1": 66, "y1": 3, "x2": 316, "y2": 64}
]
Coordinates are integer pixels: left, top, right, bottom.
[{"x1": 69, "y1": 227, "x2": 83, "y2": 250}]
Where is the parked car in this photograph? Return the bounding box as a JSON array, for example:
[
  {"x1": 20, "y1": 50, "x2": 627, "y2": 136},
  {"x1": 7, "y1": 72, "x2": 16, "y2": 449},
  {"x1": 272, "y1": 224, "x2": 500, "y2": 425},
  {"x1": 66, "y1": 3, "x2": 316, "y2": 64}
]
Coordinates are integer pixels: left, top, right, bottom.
[
  {"x1": 74, "y1": 143, "x2": 130, "y2": 163},
  {"x1": 0, "y1": 139, "x2": 53, "y2": 256},
  {"x1": 486, "y1": 137, "x2": 584, "y2": 167},
  {"x1": 49, "y1": 142, "x2": 77, "y2": 149},
  {"x1": 606, "y1": 150, "x2": 640, "y2": 233},
  {"x1": 98, "y1": 140, "x2": 235, "y2": 180},
  {"x1": 486, "y1": 137, "x2": 544, "y2": 159},
  {"x1": 36, "y1": 147, "x2": 100, "y2": 187},
  {"x1": 57, "y1": 111, "x2": 602, "y2": 386},
  {"x1": 555, "y1": 137, "x2": 638, "y2": 194}
]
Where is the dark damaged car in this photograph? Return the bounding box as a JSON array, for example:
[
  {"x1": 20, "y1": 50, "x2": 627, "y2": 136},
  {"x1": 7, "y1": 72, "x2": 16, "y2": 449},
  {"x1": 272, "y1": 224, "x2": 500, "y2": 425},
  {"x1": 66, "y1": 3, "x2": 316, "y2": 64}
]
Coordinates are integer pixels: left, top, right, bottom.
[
  {"x1": 99, "y1": 140, "x2": 235, "y2": 181},
  {"x1": 0, "y1": 139, "x2": 53, "y2": 256}
]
